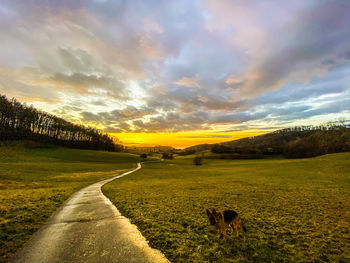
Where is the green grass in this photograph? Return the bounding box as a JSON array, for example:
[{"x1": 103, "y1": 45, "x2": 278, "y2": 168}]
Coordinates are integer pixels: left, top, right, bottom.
[
  {"x1": 0, "y1": 141, "x2": 140, "y2": 263},
  {"x1": 103, "y1": 153, "x2": 350, "y2": 262}
]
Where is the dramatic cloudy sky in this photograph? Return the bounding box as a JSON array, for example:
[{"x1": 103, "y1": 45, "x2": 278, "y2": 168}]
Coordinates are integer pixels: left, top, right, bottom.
[{"x1": 0, "y1": 0, "x2": 349, "y2": 147}]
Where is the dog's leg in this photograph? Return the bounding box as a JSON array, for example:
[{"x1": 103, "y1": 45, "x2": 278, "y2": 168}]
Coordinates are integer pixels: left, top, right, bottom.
[
  {"x1": 220, "y1": 227, "x2": 225, "y2": 239},
  {"x1": 218, "y1": 229, "x2": 223, "y2": 239},
  {"x1": 218, "y1": 225, "x2": 226, "y2": 239},
  {"x1": 222, "y1": 227, "x2": 227, "y2": 239},
  {"x1": 233, "y1": 222, "x2": 240, "y2": 238},
  {"x1": 216, "y1": 225, "x2": 222, "y2": 239},
  {"x1": 230, "y1": 223, "x2": 235, "y2": 236}
]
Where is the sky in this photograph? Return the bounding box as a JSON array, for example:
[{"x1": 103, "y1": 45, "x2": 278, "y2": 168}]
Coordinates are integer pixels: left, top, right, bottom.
[{"x1": 0, "y1": 0, "x2": 349, "y2": 148}]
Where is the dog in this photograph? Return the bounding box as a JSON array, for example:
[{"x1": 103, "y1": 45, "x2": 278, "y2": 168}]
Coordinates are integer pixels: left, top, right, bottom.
[{"x1": 206, "y1": 208, "x2": 246, "y2": 239}]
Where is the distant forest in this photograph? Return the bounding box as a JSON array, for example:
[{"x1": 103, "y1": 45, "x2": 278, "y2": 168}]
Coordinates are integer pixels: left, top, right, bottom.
[
  {"x1": 0, "y1": 95, "x2": 122, "y2": 151},
  {"x1": 211, "y1": 124, "x2": 350, "y2": 158},
  {"x1": 182, "y1": 121, "x2": 350, "y2": 159}
]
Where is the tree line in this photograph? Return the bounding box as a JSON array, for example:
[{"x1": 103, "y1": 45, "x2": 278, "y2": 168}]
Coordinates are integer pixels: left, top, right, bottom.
[
  {"x1": 284, "y1": 127, "x2": 350, "y2": 158},
  {"x1": 0, "y1": 95, "x2": 123, "y2": 151},
  {"x1": 210, "y1": 122, "x2": 350, "y2": 159}
]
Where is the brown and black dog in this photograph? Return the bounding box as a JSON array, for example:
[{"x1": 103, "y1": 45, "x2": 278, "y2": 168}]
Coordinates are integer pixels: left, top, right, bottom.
[{"x1": 206, "y1": 208, "x2": 246, "y2": 239}]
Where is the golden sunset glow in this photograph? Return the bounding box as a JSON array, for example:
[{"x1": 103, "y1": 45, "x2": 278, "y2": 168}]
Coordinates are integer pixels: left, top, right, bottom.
[{"x1": 112, "y1": 130, "x2": 269, "y2": 148}]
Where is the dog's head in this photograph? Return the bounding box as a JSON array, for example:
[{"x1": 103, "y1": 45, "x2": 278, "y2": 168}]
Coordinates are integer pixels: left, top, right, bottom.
[{"x1": 206, "y1": 208, "x2": 217, "y2": 225}]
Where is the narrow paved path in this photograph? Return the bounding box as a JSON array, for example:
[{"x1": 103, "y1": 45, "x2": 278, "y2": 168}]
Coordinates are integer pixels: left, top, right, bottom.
[{"x1": 11, "y1": 163, "x2": 169, "y2": 263}]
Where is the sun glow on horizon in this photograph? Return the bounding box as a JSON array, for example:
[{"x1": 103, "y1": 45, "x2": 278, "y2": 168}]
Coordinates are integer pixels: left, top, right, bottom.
[{"x1": 110, "y1": 130, "x2": 270, "y2": 148}]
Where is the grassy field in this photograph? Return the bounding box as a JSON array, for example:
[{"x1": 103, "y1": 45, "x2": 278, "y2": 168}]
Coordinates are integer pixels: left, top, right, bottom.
[
  {"x1": 103, "y1": 153, "x2": 350, "y2": 262},
  {"x1": 0, "y1": 141, "x2": 140, "y2": 263}
]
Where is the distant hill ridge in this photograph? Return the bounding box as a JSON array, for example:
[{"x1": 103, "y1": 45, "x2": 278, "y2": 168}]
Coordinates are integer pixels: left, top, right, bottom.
[{"x1": 185, "y1": 122, "x2": 350, "y2": 158}]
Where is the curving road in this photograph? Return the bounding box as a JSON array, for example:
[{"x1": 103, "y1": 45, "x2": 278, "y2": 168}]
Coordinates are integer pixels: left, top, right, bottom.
[{"x1": 11, "y1": 162, "x2": 169, "y2": 263}]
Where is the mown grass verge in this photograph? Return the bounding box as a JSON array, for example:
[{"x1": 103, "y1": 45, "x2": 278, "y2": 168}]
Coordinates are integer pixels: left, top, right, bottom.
[
  {"x1": 0, "y1": 141, "x2": 139, "y2": 263},
  {"x1": 103, "y1": 153, "x2": 350, "y2": 262}
]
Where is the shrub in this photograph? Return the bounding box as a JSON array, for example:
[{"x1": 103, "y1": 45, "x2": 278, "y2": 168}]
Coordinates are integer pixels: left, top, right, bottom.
[
  {"x1": 140, "y1": 153, "x2": 147, "y2": 159},
  {"x1": 193, "y1": 156, "x2": 202, "y2": 165},
  {"x1": 162, "y1": 152, "x2": 174, "y2": 159}
]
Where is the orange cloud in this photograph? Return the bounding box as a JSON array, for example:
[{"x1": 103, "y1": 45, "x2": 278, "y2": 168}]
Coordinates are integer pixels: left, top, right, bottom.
[{"x1": 174, "y1": 75, "x2": 201, "y2": 88}]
